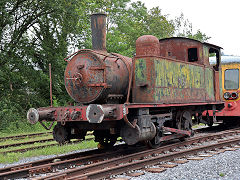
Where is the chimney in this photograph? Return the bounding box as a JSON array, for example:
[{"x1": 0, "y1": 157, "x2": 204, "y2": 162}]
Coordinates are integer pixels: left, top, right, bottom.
[{"x1": 91, "y1": 13, "x2": 107, "y2": 52}]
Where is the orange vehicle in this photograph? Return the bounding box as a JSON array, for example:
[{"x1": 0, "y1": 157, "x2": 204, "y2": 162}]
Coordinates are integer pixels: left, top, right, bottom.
[{"x1": 203, "y1": 56, "x2": 240, "y2": 125}]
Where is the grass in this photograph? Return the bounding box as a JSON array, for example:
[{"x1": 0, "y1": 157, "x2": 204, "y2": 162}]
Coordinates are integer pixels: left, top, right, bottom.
[
  {"x1": 0, "y1": 130, "x2": 48, "y2": 138},
  {"x1": 0, "y1": 129, "x2": 97, "y2": 164},
  {"x1": 0, "y1": 120, "x2": 99, "y2": 164},
  {"x1": 0, "y1": 134, "x2": 53, "y2": 145},
  {"x1": 0, "y1": 134, "x2": 94, "y2": 152},
  {"x1": 0, "y1": 140, "x2": 98, "y2": 164},
  {"x1": 0, "y1": 122, "x2": 48, "y2": 136},
  {"x1": 192, "y1": 123, "x2": 206, "y2": 129}
]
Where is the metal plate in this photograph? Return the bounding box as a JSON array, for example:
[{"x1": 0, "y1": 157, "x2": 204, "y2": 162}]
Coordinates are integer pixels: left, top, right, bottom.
[{"x1": 65, "y1": 52, "x2": 104, "y2": 103}]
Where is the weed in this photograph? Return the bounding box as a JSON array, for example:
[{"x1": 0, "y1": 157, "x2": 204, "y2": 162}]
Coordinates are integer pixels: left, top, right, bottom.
[{"x1": 219, "y1": 173, "x2": 225, "y2": 177}]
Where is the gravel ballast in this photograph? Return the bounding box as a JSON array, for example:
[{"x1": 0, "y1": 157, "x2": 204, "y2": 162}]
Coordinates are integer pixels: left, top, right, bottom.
[
  {"x1": 119, "y1": 148, "x2": 240, "y2": 180},
  {"x1": 1, "y1": 147, "x2": 240, "y2": 179}
]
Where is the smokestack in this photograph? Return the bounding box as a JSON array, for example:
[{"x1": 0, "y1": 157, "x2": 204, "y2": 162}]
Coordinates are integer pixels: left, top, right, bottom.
[{"x1": 91, "y1": 13, "x2": 107, "y2": 52}]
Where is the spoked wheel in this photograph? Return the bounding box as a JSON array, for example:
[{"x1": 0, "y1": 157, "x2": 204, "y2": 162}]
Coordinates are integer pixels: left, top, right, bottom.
[
  {"x1": 176, "y1": 111, "x2": 193, "y2": 141},
  {"x1": 53, "y1": 123, "x2": 69, "y2": 145}
]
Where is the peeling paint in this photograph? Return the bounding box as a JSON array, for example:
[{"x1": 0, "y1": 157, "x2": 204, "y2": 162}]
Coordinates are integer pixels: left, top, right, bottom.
[{"x1": 134, "y1": 57, "x2": 215, "y2": 103}]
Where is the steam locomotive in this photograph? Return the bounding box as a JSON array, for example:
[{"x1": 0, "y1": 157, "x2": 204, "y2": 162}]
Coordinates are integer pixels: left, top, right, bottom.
[{"x1": 27, "y1": 13, "x2": 224, "y2": 148}]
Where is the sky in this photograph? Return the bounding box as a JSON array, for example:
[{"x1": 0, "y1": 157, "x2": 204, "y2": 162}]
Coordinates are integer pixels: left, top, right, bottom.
[{"x1": 132, "y1": 0, "x2": 240, "y2": 56}]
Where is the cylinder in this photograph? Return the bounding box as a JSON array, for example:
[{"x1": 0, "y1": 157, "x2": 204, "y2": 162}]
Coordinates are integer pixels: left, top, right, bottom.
[{"x1": 120, "y1": 123, "x2": 156, "y2": 145}]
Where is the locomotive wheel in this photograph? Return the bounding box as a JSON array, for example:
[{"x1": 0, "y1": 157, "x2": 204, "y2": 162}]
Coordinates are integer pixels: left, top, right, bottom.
[
  {"x1": 146, "y1": 125, "x2": 162, "y2": 148},
  {"x1": 53, "y1": 124, "x2": 69, "y2": 145},
  {"x1": 176, "y1": 111, "x2": 193, "y2": 141},
  {"x1": 207, "y1": 119, "x2": 213, "y2": 127},
  {"x1": 205, "y1": 112, "x2": 213, "y2": 127},
  {"x1": 146, "y1": 136, "x2": 162, "y2": 148}
]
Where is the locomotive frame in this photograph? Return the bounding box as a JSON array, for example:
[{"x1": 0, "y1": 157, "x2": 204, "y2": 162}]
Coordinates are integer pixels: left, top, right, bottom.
[{"x1": 27, "y1": 13, "x2": 224, "y2": 148}]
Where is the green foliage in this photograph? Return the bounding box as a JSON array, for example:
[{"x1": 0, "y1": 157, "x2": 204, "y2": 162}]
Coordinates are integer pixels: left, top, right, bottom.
[
  {"x1": 0, "y1": 140, "x2": 97, "y2": 163},
  {"x1": 0, "y1": 0, "x2": 81, "y2": 131},
  {"x1": 174, "y1": 13, "x2": 210, "y2": 42},
  {"x1": 106, "y1": 2, "x2": 175, "y2": 56}
]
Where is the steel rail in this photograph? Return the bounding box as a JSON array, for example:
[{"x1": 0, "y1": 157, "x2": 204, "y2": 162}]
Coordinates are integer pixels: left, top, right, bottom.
[
  {"x1": 0, "y1": 132, "x2": 52, "y2": 141},
  {"x1": 0, "y1": 131, "x2": 93, "y2": 142},
  {"x1": 0, "y1": 131, "x2": 94, "y2": 149},
  {"x1": 31, "y1": 129, "x2": 240, "y2": 180},
  {"x1": 0, "y1": 144, "x2": 134, "y2": 179},
  {"x1": 69, "y1": 137, "x2": 240, "y2": 180},
  {"x1": 0, "y1": 128, "x2": 239, "y2": 179},
  {"x1": 0, "y1": 138, "x2": 54, "y2": 149},
  {"x1": 0, "y1": 137, "x2": 94, "y2": 154}
]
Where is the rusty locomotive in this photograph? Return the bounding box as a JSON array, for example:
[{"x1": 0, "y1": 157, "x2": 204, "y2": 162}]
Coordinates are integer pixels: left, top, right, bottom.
[{"x1": 27, "y1": 13, "x2": 224, "y2": 148}]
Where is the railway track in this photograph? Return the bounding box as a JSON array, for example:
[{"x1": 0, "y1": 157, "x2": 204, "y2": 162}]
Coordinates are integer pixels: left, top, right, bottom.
[
  {"x1": 0, "y1": 132, "x2": 52, "y2": 141},
  {"x1": 0, "y1": 137, "x2": 94, "y2": 154},
  {"x1": 0, "y1": 131, "x2": 94, "y2": 154},
  {"x1": 0, "y1": 137, "x2": 54, "y2": 149},
  {"x1": 1, "y1": 128, "x2": 240, "y2": 179}
]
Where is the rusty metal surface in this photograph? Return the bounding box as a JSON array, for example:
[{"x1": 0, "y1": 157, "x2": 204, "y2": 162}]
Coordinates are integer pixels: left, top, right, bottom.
[
  {"x1": 158, "y1": 37, "x2": 222, "y2": 64},
  {"x1": 0, "y1": 144, "x2": 119, "y2": 177},
  {"x1": 34, "y1": 104, "x2": 124, "y2": 123},
  {"x1": 133, "y1": 36, "x2": 222, "y2": 104},
  {"x1": 162, "y1": 126, "x2": 192, "y2": 137},
  {"x1": 64, "y1": 50, "x2": 132, "y2": 104},
  {"x1": 205, "y1": 68, "x2": 215, "y2": 101},
  {"x1": 159, "y1": 37, "x2": 204, "y2": 63},
  {"x1": 133, "y1": 57, "x2": 216, "y2": 103},
  {"x1": 91, "y1": 13, "x2": 107, "y2": 52},
  {"x1": 136, "y1": 35, "x2": 160, "y2": 57},
  {"x1": 214, "y1": 71, "x2": 221, "y2": 101},
  {"x1": 30, "y1": 101, "x2": 225, "y2": 125}
]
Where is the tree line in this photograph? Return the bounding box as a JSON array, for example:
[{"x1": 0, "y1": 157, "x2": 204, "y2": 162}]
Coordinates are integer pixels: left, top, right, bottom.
[{"x1": 0, "y1": 0, "x2": 210, "y2": 131}]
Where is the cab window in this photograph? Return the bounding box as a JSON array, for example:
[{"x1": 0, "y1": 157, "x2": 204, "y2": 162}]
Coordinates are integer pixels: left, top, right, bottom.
[
  {"x1": 188, "y1": 48, "x2": 198, "y2": 62},
  {"x1": 224, "y1": 69, "x2": 239, "y2": 90}
]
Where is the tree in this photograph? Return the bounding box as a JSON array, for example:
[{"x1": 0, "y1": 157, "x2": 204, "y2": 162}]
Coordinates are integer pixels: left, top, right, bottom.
[
  {"x1": 99, "y1": 1, "x2": 175, "y2": 56},
  {"x1": 174, "y1": 13, "x2": 210, "y2": 42},
  {"x1": 0, "y1": 0, "x2": 84, "y2": 131}
]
